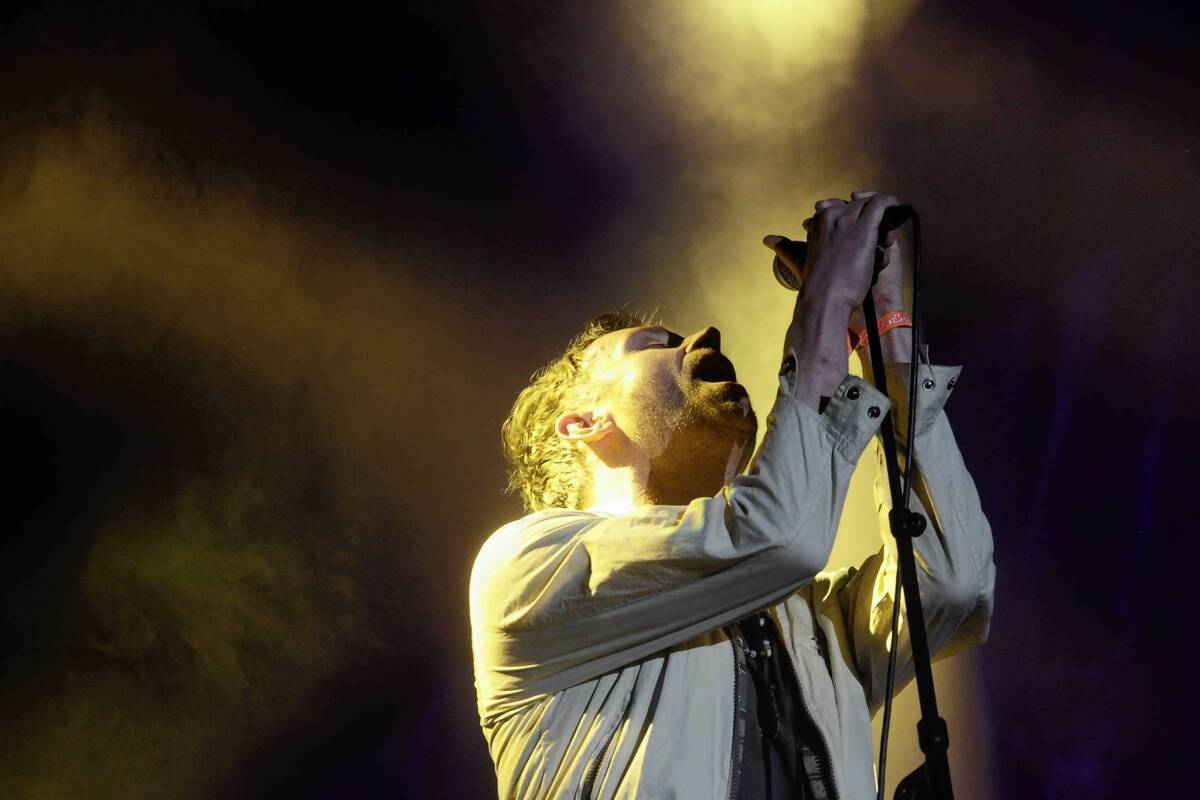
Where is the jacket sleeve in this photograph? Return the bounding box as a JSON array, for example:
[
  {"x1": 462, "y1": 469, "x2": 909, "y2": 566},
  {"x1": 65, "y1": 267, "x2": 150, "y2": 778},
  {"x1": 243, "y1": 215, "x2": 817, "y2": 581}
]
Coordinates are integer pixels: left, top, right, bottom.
[
  {"x1": 470, "y1": 371, "x2": 894, "y2": 722},
  {"x1": 811, "y1": 361, "x2": 996, "y2": 716}
]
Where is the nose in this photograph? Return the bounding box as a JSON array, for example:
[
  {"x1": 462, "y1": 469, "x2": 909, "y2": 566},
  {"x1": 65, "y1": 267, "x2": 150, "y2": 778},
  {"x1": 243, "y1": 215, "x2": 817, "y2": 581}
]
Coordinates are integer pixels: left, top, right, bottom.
[{"x1": 682, "y1": 326, "x2": 721, "y2": 353}]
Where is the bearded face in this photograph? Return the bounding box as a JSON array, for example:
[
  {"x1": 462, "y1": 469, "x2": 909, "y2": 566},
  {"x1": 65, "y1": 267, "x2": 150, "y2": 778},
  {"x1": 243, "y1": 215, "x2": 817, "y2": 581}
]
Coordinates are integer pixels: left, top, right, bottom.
[{"x1": 579, "y1": 325, "x2": 758, "y2": 504}]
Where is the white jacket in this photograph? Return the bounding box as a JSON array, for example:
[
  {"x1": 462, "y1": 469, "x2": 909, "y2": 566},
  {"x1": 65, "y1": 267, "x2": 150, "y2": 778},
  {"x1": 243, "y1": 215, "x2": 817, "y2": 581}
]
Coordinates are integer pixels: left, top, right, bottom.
[{"x1": 471, "y1": 362, "x2": 995, "y2": 799}]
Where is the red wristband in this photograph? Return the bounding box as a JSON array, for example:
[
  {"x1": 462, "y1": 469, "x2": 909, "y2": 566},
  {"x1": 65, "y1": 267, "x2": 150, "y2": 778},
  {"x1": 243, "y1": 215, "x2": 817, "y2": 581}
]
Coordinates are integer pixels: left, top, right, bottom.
[{"x1": 849, "y1": 310, "x2": 912, "y2": 352}]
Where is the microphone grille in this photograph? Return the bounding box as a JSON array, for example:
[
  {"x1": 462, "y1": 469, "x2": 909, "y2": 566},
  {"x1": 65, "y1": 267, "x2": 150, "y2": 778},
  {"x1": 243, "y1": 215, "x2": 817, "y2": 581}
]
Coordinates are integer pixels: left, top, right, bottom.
[{"x1": 772, "y1": 254, "x2": 803, "y2": 292}]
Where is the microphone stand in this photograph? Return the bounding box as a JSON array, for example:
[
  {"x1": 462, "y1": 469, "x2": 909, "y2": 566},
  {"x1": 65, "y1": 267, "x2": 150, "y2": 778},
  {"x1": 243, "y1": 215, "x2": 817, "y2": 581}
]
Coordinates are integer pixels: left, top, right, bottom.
[{"x1": 860, "y1": 211, "x2": 955, "y2": 800}]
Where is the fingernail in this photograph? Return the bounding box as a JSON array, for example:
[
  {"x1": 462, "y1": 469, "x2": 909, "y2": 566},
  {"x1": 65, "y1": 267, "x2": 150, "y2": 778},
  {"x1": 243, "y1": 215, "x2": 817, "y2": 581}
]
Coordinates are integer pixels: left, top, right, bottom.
[{"x1": 762, "y1": 234, "x2": 786, "y2": 250}]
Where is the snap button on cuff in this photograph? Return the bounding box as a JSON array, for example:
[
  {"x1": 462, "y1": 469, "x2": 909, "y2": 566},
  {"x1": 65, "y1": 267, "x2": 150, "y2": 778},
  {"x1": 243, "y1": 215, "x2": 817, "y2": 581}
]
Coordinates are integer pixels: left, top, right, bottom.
[
  {"x1": 847, "y1": 386, "x2": 861, "y2": 400},
  {"x1": 868, "y1": 406, "x2": 881, "y2": 419}
]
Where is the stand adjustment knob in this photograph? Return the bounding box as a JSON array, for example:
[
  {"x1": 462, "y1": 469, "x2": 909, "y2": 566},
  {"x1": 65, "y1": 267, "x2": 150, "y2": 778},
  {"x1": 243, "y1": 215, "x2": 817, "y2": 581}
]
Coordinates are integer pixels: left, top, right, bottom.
[
  {"x1": 917, "y1": 716, "x2": 950, "y2": 754},
  {"x1": 888, "y1": 508, "x2": 928, "y2": 538}
]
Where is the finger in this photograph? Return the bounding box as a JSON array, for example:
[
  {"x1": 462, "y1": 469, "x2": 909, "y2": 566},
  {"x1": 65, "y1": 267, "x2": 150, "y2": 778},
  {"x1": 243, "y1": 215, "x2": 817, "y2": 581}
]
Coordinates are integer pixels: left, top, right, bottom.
[
  {"x1": 850, "y1": 190, "x2": 877, "y2": 200},
  {"x1": 762, "y1": 234, "x2": 806, "y2": 260},
  {"x1": 814, "y1": 198, "x2": 846, "y2": 211},
  {"x1": 762, "y1": 234, "x2": 807, "y2": 272},
  {"x1": 856, "y1": 192, "x2": 900, "y2": 224},
  {"x1": 762, "y1": 234, "x2": 788, "y2": 252},
  {"x1": 802, "y1": 217, "x2": 813, "y2": 232}
]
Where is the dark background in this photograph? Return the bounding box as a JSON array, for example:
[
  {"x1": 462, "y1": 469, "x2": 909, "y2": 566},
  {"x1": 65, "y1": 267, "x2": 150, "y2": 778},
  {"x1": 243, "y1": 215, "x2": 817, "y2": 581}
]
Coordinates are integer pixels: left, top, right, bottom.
[{"x1": 0, "y1": 1, "x2": 1196, "y2": 797}]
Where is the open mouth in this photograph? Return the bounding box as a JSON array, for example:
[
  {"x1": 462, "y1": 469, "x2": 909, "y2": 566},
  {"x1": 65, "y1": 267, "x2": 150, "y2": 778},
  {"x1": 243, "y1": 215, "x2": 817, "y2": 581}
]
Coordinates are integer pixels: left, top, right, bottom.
[{"x1": 690, "y1": 351, "x2": 738, "y2": 384}]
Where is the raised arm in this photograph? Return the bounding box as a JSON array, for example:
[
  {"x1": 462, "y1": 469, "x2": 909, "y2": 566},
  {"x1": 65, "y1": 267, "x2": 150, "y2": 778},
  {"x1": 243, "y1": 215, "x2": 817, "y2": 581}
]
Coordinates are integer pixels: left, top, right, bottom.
[
  {"x1": 809, "y1": 210, "x2": 996, "y2": 712},
  {"x1": 811, "y1": 359, "x2": 995, "y2": 714}
]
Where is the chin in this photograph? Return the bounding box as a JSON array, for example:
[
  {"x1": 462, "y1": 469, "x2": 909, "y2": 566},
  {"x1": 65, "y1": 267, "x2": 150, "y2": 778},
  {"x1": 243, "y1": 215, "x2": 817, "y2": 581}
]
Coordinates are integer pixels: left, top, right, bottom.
[{"x1": 697, "y1": 382, "x2": 755, "y2": 425}]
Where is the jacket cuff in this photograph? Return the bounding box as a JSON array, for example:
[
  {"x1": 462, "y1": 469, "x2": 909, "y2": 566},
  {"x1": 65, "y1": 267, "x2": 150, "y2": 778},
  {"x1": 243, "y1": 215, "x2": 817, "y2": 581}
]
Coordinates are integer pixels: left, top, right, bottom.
[
  {"x1": 880, "y1": 362, "x2": 962, "y2": 442},
  {"x1": 818, "y1": 374, "x2": 892, "y2": 461}
]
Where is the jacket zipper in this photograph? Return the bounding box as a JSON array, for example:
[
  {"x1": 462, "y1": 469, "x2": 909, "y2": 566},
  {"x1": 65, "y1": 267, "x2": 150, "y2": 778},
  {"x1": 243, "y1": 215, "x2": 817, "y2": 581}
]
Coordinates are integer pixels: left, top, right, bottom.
[
  {"x1": 727, "y1": 629, "x2": 749, "y2": 800},
  {"x1": 771, "y1": 613, "x2": 841, "y2": 800},
  {"x1": 581, "y1": 723, "x2": 618, "y2": 800}
]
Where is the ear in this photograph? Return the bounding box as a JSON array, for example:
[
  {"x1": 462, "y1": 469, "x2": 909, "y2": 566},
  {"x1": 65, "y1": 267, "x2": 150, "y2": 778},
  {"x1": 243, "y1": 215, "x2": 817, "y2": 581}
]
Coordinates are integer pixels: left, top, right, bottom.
[{"x1": 555, "y1": 409, "x2": 615, "y2": 444}]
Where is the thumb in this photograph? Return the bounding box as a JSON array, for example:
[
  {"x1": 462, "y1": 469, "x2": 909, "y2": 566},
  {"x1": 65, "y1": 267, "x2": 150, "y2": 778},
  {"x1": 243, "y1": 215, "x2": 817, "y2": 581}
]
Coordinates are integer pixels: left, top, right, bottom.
[
  {"x1": 762, "y1": 234, "x2": 808, "y2": 265},
  {"x1": 762, "y1": 234, "x2": 789, "y2": 252}
]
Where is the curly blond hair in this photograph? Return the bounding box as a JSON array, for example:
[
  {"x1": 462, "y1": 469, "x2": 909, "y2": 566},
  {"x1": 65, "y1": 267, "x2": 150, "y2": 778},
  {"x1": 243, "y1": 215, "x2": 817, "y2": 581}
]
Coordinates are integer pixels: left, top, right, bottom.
[{"x1": 501, "y1": 310, "x2": 651, "y2": 511}]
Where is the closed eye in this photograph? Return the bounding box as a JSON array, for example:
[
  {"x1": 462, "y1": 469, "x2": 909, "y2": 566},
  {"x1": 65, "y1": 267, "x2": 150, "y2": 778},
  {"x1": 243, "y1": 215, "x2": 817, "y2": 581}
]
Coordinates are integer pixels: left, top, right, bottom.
[{"x1": 632, "y1": 328, "x2": 682, "y2": 351}]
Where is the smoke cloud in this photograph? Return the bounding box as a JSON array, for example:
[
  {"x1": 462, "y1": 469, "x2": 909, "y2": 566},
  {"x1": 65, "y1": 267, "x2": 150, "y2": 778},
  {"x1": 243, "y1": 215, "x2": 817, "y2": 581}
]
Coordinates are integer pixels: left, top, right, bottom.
[{"x1": 0, "y1": 101, "x2": 489, "y2": 797}]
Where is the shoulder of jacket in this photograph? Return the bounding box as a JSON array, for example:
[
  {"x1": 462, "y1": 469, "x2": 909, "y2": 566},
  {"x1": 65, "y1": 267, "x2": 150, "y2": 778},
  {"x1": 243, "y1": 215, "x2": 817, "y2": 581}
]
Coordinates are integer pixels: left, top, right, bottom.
[
  {"x1": 474, "y1": 508, "x2": 595, "y2": 567},
  {"x1": 469, "y1": 509, "x2": 598, "y2": 616}
]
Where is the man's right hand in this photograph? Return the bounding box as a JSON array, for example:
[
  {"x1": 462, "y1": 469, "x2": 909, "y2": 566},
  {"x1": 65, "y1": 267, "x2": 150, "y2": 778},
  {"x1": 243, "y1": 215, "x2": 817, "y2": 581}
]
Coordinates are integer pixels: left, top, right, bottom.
[
  {"x1": 763, "y1": 191, "x2": 904, "y2": 412},
  {"x1": 765, "y1": 191, "x2": 903, "y2": 316}
]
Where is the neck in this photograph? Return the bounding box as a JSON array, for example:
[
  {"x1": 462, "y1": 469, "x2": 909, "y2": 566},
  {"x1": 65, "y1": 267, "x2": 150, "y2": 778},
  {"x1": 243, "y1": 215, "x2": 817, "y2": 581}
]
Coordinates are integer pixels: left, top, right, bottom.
[
  {"x1": 586, "y1": 440, "x2": 747, "y2": 510},
  {"x1": 587, "y1": 461, "x2": 649, "y2": 512}
]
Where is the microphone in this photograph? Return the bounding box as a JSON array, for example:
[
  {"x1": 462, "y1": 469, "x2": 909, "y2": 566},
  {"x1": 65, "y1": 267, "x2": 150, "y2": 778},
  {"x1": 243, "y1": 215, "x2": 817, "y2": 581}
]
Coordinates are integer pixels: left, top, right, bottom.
[{"x1": 772, "y1": 204, "x2": 914, "y2": 291}]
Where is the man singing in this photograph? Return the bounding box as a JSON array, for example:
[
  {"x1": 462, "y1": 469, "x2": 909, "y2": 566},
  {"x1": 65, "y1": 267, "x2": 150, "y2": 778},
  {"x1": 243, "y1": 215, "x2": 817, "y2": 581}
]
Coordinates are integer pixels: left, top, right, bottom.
[{"x1": 470, "y1": 191, "x2": 995, "y2": 799}]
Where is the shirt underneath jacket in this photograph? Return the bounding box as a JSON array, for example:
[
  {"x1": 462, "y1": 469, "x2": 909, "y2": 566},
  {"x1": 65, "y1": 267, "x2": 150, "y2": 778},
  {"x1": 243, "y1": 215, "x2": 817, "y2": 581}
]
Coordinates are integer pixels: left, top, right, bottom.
[{"x1": 470, "y1": 359, "x2": 995, "y2": 799}]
